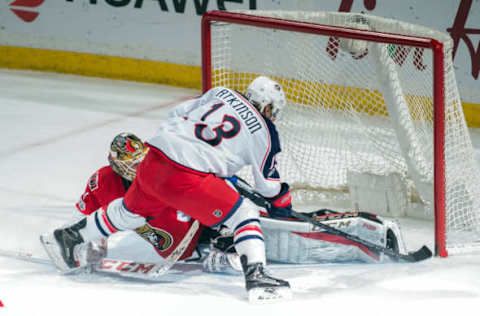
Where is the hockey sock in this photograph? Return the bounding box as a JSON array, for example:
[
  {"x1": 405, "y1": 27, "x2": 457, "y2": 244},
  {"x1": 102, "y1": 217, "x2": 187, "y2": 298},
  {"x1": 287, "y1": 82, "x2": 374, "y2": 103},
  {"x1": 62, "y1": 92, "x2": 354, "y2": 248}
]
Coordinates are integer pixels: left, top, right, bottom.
[
  {"x1": 233, "y1": 219, "x2": 266, "y2": 265},
  {"x1": 79, "y1": 198, "x2": 146, "y2": 242},
  {"x1": 223, "y1": 199, "x2": 266, "y2": 265}
]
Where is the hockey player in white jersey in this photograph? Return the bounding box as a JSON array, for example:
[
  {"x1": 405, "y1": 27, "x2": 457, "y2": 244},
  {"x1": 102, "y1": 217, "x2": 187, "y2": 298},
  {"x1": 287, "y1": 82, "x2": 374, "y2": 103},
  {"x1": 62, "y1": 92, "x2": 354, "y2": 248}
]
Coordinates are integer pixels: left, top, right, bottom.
[{"x1": 41, "y1": 76, "x2": 293, "y2": 302}]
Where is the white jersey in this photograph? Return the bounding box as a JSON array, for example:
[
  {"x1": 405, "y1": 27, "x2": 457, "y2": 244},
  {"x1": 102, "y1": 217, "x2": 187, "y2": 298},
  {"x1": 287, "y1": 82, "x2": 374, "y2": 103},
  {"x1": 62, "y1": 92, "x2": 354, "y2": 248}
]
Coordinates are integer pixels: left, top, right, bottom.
[{"x1": 148, "y1": 87, "x2": 282, "y2": 198}]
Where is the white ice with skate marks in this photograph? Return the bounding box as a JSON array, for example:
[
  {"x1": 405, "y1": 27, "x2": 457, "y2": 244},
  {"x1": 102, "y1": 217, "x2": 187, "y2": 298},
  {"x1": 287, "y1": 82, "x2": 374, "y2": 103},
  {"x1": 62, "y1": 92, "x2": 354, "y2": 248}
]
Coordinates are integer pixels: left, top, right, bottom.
[{"x1": 1, "y1": 70, "x2": 480, "y2": 315}]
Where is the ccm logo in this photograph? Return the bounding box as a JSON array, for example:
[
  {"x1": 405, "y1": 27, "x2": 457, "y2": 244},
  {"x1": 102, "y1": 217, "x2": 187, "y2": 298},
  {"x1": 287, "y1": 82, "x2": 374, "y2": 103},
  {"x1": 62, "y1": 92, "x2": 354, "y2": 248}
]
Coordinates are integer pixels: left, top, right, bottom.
[
  {"x1": 100, "y1": 259, "x2": 156, "y2": 274},
  {"x1": 9, "y1": 0, "x2": 45, "y2": 23}
]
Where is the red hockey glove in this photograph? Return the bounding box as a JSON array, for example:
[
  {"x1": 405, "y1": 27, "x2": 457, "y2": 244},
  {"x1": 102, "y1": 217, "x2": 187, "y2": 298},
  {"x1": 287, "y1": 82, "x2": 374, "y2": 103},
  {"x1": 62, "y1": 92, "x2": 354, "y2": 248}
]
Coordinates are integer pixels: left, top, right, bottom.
[{"x1": 266, "y1": 183, "x2": 292, "y2": 218}]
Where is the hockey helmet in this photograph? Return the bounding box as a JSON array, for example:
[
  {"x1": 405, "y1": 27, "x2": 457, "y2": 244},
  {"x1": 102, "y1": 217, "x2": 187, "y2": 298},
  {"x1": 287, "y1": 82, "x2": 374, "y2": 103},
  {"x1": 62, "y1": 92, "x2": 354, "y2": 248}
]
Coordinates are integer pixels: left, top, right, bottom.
[
  {"x1": 108, "y1": 132, "x2": 147, "y2": 181},
  {"x1": 246, "y1": 76, "x2": 286, "y2": 121}
]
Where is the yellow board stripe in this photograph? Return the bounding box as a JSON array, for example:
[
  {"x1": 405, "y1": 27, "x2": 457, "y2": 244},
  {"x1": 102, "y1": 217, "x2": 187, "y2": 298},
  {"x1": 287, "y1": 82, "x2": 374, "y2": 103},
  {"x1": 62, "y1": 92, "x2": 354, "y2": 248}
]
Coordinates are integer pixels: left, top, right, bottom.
[
  {"x1": 2, "y1": 46, "x2": 480, "y2": 128},
  {"x1": 0, "y1": 45, "x2": 202, "y2": 89},
  {"x1": 463, "y1": 102, "x2": 480, "y2": 128}
]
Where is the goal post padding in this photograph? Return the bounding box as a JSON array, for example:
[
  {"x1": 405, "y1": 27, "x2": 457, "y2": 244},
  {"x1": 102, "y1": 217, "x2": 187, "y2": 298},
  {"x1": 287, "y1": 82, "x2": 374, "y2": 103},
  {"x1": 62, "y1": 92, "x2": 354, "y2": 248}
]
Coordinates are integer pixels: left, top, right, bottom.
[{"x1": 201, "y1": 10, "x2": 480, "y2": 257}]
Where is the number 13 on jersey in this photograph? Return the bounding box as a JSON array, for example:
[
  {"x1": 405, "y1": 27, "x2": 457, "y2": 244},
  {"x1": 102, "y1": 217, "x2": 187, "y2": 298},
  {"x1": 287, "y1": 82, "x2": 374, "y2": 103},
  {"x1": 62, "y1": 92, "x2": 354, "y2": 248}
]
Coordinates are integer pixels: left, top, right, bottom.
[{"x1": 194, "y1": 102, "x2": 241, "y2": 146}]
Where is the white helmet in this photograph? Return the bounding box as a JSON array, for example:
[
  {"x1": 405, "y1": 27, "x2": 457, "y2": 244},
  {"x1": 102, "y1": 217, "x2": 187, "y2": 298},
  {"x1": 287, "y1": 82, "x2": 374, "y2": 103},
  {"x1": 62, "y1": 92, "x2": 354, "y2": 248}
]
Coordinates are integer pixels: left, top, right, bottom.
[{"x1": 246, "y1": 76, "x2": 286, "y2": 121}]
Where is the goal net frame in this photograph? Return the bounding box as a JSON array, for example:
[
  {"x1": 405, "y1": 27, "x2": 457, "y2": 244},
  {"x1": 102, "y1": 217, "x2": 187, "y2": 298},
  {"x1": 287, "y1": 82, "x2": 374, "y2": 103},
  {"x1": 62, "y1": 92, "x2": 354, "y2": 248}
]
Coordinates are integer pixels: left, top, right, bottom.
[{"x1": 201, "y1": 10, "x2": 447, "y2": 256}]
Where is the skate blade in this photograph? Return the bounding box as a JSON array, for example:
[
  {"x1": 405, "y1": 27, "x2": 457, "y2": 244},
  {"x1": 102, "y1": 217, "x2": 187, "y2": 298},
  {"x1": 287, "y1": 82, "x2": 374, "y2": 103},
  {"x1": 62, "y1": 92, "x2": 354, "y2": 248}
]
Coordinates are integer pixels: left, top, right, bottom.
[
  {"x1": 248, "y1": 286, "x2": 292, "y2": 303},
  {"x1": 39, "y1": 233, "x2": 80, "y2": 274}
]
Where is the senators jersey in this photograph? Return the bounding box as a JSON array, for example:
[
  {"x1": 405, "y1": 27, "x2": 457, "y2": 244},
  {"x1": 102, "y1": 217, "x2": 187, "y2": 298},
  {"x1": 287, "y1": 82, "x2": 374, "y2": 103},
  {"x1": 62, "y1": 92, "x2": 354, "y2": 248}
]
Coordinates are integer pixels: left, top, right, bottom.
[
  {"x1": 76, "y1": 166, "x2": 126, "y2": 216},
  {"x1": 75, "y1": 166, "x2": 202, "y2": 260},
  {"x1": 148, "y1": 87, "x2": 282, "y2": 198}
]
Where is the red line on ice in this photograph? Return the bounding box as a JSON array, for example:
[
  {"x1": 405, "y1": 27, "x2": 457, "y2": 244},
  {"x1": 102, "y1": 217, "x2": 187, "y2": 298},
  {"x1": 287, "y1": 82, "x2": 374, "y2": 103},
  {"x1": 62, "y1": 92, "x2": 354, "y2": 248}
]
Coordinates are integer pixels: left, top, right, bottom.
[{"x1": 3, "y1": 95, "x2": 195, "y2": 157}]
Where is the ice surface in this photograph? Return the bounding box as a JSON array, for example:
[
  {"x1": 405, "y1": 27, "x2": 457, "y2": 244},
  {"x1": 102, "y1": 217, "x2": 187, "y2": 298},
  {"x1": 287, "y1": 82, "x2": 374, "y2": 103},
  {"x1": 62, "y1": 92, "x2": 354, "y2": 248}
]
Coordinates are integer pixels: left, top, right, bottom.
[{"x1": 0, "y1": 69, "x2": 479, "y2": 316}]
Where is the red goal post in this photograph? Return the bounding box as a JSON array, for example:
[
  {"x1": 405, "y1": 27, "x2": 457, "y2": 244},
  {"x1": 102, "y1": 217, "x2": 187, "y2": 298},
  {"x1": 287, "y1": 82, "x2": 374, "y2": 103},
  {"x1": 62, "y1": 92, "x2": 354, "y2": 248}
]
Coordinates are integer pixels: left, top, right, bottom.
[{"x1": 200, "y1": 10, "x2": 477, "y2": 257}]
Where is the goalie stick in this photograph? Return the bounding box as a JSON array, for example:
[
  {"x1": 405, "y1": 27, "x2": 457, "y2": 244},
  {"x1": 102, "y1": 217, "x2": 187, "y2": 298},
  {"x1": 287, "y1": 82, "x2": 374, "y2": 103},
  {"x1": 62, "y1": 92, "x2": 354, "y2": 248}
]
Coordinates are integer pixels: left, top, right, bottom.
[
  {"x1": 136, "y1": 219, "x2": 201, "y2": 277},
  {"x1": 0, "y1": 248, "x2": 203, "y2": 281},
  {"x1": 228, "y1": 176, "x2": 432, "y2": 263}
]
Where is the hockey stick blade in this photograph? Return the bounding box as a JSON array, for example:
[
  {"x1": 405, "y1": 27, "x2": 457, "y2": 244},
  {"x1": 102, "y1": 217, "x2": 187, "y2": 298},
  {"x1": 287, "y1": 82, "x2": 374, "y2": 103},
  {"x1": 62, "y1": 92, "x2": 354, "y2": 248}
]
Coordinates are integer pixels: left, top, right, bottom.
[
  {"x1": 229, "y1": 176, "x2": 432, "y2": 263},
  {"x1": 407, "y1": 245, "x2": 433, "y2": 262}
]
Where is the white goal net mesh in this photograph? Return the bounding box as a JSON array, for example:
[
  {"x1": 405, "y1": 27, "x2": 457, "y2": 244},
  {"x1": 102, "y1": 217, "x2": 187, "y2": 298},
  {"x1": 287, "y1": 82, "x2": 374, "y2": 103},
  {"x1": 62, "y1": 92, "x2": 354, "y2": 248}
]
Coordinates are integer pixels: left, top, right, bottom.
[{"x1": 205, "y1": 11, "x2": 480, "y2": 254}]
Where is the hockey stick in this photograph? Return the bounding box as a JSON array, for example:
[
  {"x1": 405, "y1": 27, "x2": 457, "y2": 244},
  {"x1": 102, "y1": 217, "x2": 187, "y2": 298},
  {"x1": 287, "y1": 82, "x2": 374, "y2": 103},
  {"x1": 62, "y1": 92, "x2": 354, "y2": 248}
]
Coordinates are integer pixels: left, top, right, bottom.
[
  {"x1": 228, "y1": 176, "x2": 432, "y2": 263},
  {"x1": 146, "y1": 219, "x2": 201, "y2": 276},
  {"x1": 0, "y1": 248, "x2": 200, "y2": 281}
]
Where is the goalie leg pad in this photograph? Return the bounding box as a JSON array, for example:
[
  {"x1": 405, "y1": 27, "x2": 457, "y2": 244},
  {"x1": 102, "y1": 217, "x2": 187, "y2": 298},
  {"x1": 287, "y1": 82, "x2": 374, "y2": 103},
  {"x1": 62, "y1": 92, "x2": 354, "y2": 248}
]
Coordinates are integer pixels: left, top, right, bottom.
[{"x1": 260, "y1": 212, "x2": 406, "y2": 263}]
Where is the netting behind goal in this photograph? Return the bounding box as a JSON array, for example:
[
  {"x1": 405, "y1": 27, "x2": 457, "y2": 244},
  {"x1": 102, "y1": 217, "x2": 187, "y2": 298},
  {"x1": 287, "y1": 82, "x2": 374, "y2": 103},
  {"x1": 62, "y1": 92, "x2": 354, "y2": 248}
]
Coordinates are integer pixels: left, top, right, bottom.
[{"x1": 201, "y1": 10, "x2": 480, "y2": 256}]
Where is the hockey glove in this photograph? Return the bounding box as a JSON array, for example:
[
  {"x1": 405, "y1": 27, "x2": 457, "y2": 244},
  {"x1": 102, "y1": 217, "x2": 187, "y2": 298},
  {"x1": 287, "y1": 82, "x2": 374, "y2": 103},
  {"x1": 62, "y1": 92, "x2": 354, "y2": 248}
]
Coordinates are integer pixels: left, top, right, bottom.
[{"x1": 266, "y1": 183, "x2": 292, "y2": 218}]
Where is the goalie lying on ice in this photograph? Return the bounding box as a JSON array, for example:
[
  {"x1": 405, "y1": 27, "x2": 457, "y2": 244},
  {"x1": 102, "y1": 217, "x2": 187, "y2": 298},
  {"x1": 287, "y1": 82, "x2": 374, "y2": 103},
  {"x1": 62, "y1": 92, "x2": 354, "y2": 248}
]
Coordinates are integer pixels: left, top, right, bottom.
[
  {"x1": 40, "y1": 131, "x2": 406, "y2": 277},
  {"x1": 202, "y1": 209, "x2": 407, "y2": 273}
]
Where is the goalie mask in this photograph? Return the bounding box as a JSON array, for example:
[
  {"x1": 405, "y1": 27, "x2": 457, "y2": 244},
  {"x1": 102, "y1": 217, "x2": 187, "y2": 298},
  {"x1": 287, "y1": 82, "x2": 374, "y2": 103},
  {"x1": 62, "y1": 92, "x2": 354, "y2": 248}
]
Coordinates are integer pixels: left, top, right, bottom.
[
  {"x1": 246, "y1": 76, "x2": 286, "y2": 121},
  {"x1": 108, "y1": 132, "x2": 147, "y2": 181}
]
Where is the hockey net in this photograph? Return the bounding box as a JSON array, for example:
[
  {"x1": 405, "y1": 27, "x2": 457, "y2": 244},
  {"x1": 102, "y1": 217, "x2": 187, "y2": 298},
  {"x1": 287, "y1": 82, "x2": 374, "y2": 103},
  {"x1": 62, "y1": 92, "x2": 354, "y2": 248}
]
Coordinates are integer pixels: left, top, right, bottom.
[{"x1": 201, "y1": 10, "x2": 480, "y2": 256}]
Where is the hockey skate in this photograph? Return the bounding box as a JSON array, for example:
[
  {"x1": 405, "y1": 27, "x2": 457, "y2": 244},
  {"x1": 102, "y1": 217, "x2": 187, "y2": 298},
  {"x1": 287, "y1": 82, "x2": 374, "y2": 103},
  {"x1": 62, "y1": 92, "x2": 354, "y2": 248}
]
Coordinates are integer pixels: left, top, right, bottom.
[
  {"x1": 40, "y1": 218, "x2": 89, "y2": 273},
  {"x1": 241, "y1": 255, "x2": 292, "y2": 303}
]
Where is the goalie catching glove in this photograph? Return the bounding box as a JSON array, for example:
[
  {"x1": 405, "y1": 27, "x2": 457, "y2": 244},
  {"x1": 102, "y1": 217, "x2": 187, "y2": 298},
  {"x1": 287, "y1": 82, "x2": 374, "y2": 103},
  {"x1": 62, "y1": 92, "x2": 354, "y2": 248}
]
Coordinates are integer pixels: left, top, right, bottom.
[{"x1": 266, "y1": 182, "x2": 292, "y2": 218}]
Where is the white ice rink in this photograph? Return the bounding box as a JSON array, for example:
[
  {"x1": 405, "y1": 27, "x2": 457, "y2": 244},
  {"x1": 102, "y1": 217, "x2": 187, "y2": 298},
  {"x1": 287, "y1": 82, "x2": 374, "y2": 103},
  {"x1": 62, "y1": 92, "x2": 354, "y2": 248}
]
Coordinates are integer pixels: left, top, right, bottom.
[{"x1": 1, "y1": 69, "x2": 479, "y2": 316}]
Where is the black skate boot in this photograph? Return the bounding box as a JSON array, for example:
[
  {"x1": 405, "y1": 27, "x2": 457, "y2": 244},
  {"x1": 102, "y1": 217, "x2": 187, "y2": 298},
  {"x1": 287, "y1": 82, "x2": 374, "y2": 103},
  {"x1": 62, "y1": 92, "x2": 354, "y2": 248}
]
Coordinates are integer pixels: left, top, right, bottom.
[
  {"x1": 240, "y1": 255, "x2": 292, "y2": 302},
  {"x1": 40, "y1": 218, "x2": 87, "y2": 272}
]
